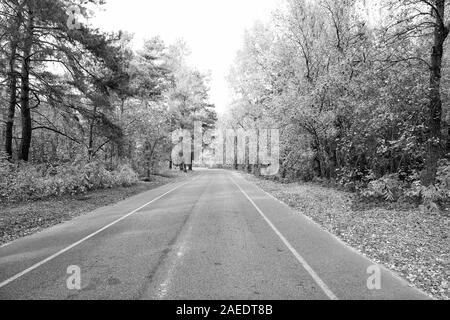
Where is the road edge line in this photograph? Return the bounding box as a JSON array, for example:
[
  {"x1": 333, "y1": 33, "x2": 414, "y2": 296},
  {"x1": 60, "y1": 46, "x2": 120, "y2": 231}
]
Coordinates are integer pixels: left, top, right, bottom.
[
  {"x1": 229, "y1": 176, "x2": 339, "y2": 301},
  {"x1": 236, "y1": 173, "x2": 433, "y2": 299}
]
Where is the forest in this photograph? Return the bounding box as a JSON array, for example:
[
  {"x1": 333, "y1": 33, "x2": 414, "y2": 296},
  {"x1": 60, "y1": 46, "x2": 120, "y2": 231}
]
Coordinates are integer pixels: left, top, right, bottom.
[
  {"x1": 0, "y1": 0, "x2": 217, "y2": 202},
  {"x1": 226, "y1": 0, "x2": 450, "y2": 209}
]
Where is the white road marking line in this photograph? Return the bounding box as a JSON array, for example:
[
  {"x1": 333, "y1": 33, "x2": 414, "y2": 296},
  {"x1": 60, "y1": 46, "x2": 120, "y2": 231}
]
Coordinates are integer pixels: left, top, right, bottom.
[
  {"x1": 229, "y1": 176, "x2": 339, "y2": 301},
  {"x1": 0, "y1": 178, "x2": 196, "y2": 290},
  {"x1": 243, "y1": 176, "x2": 434, "y2": 299}
]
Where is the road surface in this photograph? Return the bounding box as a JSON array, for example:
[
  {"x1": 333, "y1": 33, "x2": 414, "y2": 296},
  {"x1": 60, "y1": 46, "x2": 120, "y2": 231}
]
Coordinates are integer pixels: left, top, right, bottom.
[{"x1": 0, "y1": 170, "x2": 429, "y2": 300}]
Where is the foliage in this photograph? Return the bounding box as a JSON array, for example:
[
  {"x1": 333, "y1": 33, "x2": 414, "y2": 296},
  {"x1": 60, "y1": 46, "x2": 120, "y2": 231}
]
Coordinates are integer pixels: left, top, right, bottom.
[
  {"x1": 359, "y1": 159, "x2": 450, "y2": 210},
  {"x1": 0, "y1": 1, "x2": 217, "y2": 186},
  {"x1": 361, "y1": 174, "x2": 407, "y2": 201},
  {"x1": 0, "y1": 159, "x2": 138, "y2": 202},
  {"x1": 226, "y1": 0, "x2": 450, "y2": 207}
]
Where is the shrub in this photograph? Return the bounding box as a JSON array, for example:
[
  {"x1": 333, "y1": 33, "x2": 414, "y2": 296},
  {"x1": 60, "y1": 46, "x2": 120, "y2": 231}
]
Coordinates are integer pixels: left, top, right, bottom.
[
  {"x1": 338, "y1": 167, "x2": 375, "y2": 193},
  {"x1": 409, "y1": 160, "x2": 450, "y2": 211},
  {"x1": 359, "y1": 159, "x2": 450, "y2": 210},
  {"x1": 0, "y1": 160, "x2": 139, "y2": 203},
  {"x1": 361, "y1": 174, "x2": 406, "y2": 202}
]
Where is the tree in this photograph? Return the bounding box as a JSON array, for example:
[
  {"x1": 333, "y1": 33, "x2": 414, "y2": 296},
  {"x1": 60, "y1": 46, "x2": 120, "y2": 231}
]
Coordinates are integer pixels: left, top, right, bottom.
[
  {"x1": 1, "y1": 0, "x2": 24, "y2": 159},
  {"x1": 166, "y1": 41, "x2": 218, "y2": 170},
  {"x1": 383, "y1": 0, "x2": 450, "y2": 185}
]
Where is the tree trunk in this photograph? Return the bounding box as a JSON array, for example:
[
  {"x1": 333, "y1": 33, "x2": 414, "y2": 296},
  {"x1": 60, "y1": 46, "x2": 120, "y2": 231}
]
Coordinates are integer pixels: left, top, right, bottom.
[
  {"x1": 19, "y1": 12, "x2": 34, "y2": 162},
  {"x1": 88, "y1": 104, "x2": 98, "y2": 160},
  {"x1": 147, "y1": 140, "x2": 158, "y2": 178},
  {"x1": 189, "y1": 149, "x2": 194, "y2": 171},
  {"x1": 423, "y1": 0, "x2": 449, "y2": 186},
  {"x1": 4, "y1": 3, "x2": 23, "y2": 159},
  {"x1": 5, "y1": 40, "x2": 18, "y2": 159}
]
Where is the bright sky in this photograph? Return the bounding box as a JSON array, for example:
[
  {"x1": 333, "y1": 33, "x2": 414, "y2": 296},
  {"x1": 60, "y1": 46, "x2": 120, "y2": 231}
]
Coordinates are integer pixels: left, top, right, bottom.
[{"x1": 92, "y1": 0, "x2": 282, "y2": 114}]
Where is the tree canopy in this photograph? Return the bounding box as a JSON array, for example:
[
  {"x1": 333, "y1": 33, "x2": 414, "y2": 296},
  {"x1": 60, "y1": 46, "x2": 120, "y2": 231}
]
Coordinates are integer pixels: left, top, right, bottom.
[{"x1": 0, "y1": 0, "x2": 217, "y2": 178}]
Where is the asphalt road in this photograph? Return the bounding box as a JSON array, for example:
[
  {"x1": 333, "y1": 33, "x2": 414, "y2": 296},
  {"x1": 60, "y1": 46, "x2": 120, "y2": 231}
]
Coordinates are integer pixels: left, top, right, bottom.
[{"x1": 0, "y1": 170, "x2": 429, "y2": 300}]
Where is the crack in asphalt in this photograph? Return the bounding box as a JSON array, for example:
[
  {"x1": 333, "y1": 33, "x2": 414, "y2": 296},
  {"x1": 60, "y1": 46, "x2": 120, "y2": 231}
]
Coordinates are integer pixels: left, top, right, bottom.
[{"x1": 135, "y1": 175, "x2": 214, "y2": 299}]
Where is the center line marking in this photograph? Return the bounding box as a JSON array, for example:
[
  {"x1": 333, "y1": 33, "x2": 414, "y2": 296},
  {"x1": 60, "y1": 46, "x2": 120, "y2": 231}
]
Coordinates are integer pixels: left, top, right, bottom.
[
  {"x1": 229, "y1": 175, "x2": 339, "y2": 300},
  {"x1": 0, "y1": 177, "x2": 197, "y2": 290}
]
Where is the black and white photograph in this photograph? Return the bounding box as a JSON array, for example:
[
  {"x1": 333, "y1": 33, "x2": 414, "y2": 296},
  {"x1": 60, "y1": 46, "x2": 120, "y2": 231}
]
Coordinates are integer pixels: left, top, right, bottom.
[{"x1": 0, "y1": 0, "x2": 449, "y2": 308}]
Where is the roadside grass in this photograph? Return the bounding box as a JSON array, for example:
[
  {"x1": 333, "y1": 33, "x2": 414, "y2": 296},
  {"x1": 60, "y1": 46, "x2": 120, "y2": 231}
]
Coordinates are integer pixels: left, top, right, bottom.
[
  {"x1": 0, "y1": 171, "x2": 193, "y2": 246},
  {"x1": 241, "y1": 173, "x2": 450, "y2": 300}
]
